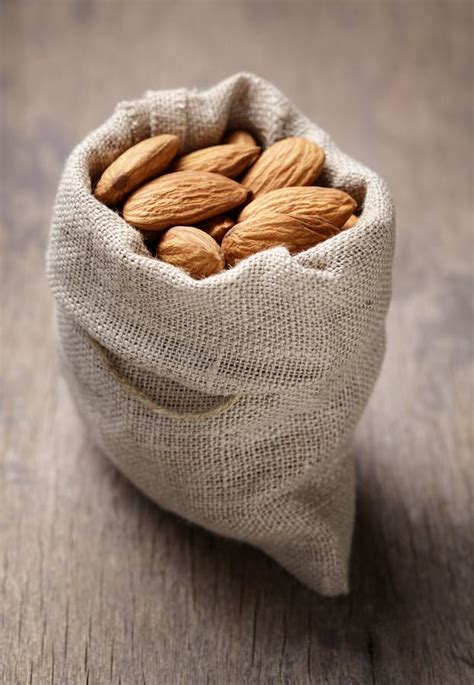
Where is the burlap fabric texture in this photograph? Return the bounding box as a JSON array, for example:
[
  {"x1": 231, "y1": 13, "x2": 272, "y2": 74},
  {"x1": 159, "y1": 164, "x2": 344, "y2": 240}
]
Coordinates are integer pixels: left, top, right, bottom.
[{"x1": 46, "y1": 73, "x2": 395, "y2": 596}]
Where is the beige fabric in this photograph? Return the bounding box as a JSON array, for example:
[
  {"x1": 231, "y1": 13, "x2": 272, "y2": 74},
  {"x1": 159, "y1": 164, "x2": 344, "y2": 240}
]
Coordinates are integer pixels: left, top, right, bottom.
[{"x1": 46, "y1": 73, "x2": 395, "y2": 596}]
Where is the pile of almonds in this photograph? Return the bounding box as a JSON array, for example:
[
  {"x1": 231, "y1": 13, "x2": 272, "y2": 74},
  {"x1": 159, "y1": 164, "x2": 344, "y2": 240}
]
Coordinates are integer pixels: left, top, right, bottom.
[{"x1": 94, "y1": 130, "x2": 358, "y2": 279}]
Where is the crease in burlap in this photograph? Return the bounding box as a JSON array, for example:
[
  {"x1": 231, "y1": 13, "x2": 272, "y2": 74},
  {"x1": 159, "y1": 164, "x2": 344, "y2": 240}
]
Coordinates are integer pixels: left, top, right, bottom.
[{"x1": 47, "y1": 72, "x2": 395, "y2": 596}]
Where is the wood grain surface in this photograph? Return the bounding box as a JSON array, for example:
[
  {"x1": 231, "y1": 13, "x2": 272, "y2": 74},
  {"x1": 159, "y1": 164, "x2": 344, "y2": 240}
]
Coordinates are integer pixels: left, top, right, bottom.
[{"x1": 1, "y1": 1, "x2": 473, "y2": 683}]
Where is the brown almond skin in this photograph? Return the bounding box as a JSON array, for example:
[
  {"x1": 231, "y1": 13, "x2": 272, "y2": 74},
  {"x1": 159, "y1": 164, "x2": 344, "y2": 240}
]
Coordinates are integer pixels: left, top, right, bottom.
[
  {"x1": 275, "y1": 212, "x2": 341, "y2": 239},
  {"x1": 222, "y1": 130, "x2": 258, "y2": 147},
  {"x1": 342, "y1": 214, "x2": 358, "y2": 229},
  {"x1": 94, "y1": 134, "x2": 180, "y2": 207},
  {"x1": 123, "y1": 171, "x2": 248, "y2": 231},
  {"x1": 222, "y1": 212, "x2": 335, "y2": 267},
  {"x1": 156, "y1": 226, "x2": 225, "y2": 279},
  {"x1": 240, "y1": 137, "x2": 325, "y2": 197},
  {"x1": 173, "y1": 144, "x2": 260, "y2": 178},
  {"x1": 197, "y1": 215, "x2": 234, "y2": 244},
  {"x1": 239, "y1": 186, "x2": 356, "y2": 229}
]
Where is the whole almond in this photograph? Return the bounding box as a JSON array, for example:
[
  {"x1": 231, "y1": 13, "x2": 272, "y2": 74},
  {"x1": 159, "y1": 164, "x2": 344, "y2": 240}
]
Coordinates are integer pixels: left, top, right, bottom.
[
  {"x1": 156, "y1": 226, "x2": 225, "y2": 279},
  {"x1": 123, "y1": 171, "x2": 248, "y2": 231},
  {"x1": 240, "y1": 137, "x2": 325, "y2": 197},
  {"x1": 173, "y1": 144, "x2": 260, "y2": 178},
  {"x1": 198, "y1": 215, "x2": 234, "y2": 244},
  {"x1": 222, "y1": 130, "x2": 258, "y2": 147},
  {"x1": 222, "y1": 212, "x2": 335, "y2": 267},
  {"x1": 342, "y1": 214, "x2": 358, "y2": 229},
  {"x1": 239, "y1": 186, "x2": 356, "y2": 229},
  {"x1": 94, "y1": 134, "x2": 180, "y2": 206}
]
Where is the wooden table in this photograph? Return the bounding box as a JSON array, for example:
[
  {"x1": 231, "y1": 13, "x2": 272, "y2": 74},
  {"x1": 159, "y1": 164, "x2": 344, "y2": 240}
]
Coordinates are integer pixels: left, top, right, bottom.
[{"x1": 1, "y1": 1, "x2": 472, "y2": 683}]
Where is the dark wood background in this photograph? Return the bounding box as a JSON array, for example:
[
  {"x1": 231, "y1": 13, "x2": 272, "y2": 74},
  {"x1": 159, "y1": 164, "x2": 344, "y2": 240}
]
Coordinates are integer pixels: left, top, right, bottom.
[{"x1": 1, "y1": 1, "x2": 473, "y2": 683}]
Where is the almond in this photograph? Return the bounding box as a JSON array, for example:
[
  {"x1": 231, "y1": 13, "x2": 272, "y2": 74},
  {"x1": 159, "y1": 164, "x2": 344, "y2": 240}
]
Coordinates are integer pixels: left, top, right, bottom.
[
  {"x1": 239, "y1": 186, "x2": 356, "y2": 229},
  {"x1": 342, "y1": 214, "x2": 358, "y2": 229},
  {"x1": 156, "y1": 226, "x2": 225, "y2": 279},
  {"x1": 240, "y1": 137, "x2": 325, "y2": 197},
  {"x1": 123, "y1": 171, "x2": 248, "y2": 231},
  {"x1": 221, "y1": 212, "x2": 336, "y2": 267},
  {"x1": 94, "y1": 134, "x2": 180, "y2": 206},
  {"x1": 173, "y1": 144, "x2": 260, "y2": 178},
  {"x1": 197, "y1": 215, "x2": 234, "y2": 244},
  {"x1": 222, "y1": 130, "x2": 258, "y2": 147}
]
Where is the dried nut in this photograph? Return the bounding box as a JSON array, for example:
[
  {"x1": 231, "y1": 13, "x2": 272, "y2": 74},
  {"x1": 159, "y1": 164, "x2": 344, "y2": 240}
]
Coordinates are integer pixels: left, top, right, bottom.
[
  {"x1": 240, "y1": 137, "x2": 325, "y2": 197},
  {"x1": 94, "y1": 134, "x2": 180, "y2": 206},
  {"x1": 222, "y1": 130, "x2": 258, "y2": 147},
  {"x1": 173, "y1": 144, "x2": 260, "y2": 178},
  {"x1": 342, "y1": 214, "x2": 358, "y2": 229},
  {"x1": 239, "y1": 186, "x2": 356, "y2": 229},
  {"x1": 156, "y1": 226, "x2": 225, "y2": 279},
  {"x1": 198, "y1": 215, "x2": 234, "y2": 244},
  {"x1": 123, "y1": 171, "x2": 248, "y2": 231},
  {"x1": 221, "y1": 212, "x2": 337, "y2": 267}
]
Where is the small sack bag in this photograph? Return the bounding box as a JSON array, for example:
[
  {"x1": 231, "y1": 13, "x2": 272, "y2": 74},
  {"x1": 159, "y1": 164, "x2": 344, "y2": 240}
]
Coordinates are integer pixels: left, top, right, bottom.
[{"x1": 47, "y1": 73, "x2": 395, "y2": 596}]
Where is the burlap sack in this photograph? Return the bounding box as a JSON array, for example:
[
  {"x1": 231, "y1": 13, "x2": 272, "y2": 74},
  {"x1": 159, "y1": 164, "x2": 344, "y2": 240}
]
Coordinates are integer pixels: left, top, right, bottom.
[{"x1": 46, "y1": 73, "x2": 395, "y2": 596}]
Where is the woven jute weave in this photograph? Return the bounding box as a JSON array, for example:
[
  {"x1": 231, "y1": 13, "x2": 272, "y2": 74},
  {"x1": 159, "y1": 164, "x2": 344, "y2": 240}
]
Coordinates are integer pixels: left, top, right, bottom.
[{"x1": 47, "y1": 73, "x2": 395, "y2": 596}]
